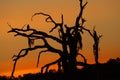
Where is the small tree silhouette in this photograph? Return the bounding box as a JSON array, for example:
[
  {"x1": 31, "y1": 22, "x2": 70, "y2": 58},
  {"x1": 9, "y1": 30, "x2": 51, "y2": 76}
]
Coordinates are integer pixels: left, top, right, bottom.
[
  {"x1": 82, "y1": 27, "x2": 102, "y2": 64},
  {"x1": 8, "y1": 0, "x2": 102, "y2": 78}
]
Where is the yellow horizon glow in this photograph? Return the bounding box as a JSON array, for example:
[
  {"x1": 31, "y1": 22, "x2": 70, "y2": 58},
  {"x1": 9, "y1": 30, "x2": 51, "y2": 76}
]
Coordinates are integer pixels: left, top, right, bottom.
[
  {"x1": 0, "y1": 64, "x2": 59, "y2": 77},
  {"x1": 0, "y1": 68, "x2": 39, "y2": 77},
  {"x1": 0, "y1": 57, "x2": 108, "y2": 77}
]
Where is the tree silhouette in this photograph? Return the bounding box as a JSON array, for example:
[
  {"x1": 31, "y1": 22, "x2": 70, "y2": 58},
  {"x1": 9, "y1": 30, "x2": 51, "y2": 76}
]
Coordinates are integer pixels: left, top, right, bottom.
[
  {"x1": 82, "y1": 27, "x2": 102, "y2": 64},
  {"x1": 8, "y1": 0, "x2": 102, "y2": 78}
]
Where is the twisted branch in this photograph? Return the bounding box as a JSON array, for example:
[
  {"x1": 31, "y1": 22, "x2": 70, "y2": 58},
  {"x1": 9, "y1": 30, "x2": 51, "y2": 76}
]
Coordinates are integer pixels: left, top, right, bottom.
[
  {"x1": 8, "y1": 26, "x2": 62, "y2": 44},
  {"x1": 78, "y1": 53, "x2": 87, "y2": 64},
  {"x1": 41, "y1": 58, "x2": 61, "y2": 73},
  {"x1": 37, "y1": 50, "x2": 48, "y2": 67},
  {"x1": 31, "y1": 12, "x2": 64, "y2": 33},
  {"x1": 75, "y1": 0, "x2": 88, "y2": 26}
]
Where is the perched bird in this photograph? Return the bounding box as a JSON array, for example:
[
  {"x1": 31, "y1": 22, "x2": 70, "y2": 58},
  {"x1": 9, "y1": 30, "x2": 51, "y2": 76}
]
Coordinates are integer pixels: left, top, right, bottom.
[
  {"x1": 27, "y1": 24, "x2": 30, "y2": 30},
  {"x1": 81, "y1": 18, "x2": 86, "y2": 25}
]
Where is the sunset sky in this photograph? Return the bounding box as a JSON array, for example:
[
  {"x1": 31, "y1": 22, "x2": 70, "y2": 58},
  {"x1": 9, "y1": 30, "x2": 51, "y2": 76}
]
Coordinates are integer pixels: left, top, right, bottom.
[{"x1": 0, "y1": 0, "x2": 120, "y2": 77}]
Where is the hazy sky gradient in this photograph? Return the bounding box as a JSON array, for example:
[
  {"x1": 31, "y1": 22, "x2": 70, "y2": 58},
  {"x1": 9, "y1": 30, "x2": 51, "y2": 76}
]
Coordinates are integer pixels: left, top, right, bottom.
[{"x1": 0, "y1": 0, "x2": 120, "y2": 76}]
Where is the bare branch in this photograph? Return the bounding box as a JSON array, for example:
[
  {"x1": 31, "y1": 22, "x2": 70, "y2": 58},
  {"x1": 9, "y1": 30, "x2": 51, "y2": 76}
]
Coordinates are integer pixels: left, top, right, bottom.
[
  {"x1": 31, "y1": 12, "x2": 56, "y2": 24},
  {"x1": 11, "y1": 39, "x2": 62, "y2": 76},
  {"x1": 12, "y1": 46, "x2": 45, "y2": 61},
  {"x1": 11, "y1": 60, "x2": 17, "y2": 78},
  {"x1": 41, "y1": 58, "x2": 61, "y2": 73},
  {"x1": 78, "y1": 53, "x2": 87, "y2": 64},
  {"x1": 83, "y1": 1, "x2": 88, "y2": 9},
  {"x1": 75, "y1": 0, "x2": 88, "y2": 26},
  {"x1": 9, "y1": 26, "x2": 63, "y2": 60},
  {"x1": 32, "y1": 12, "x2": 65, "y2": 33},
  {"x1": 8, "y1": 27, "x2": 62, "y2": 44},
  {"x1": 37, "y1": 50, "x2": 48, "y2": 67},
  {"x1": 49, "y1": 24, "x2": 60, "y2": 32},
  {"x1": 7, "y1": 22, "x2": 13, "y2": 29},
  {"x1": 31, "y1": 12, "x2": 59, "y2": 32},
  {"x1": 49, "y1": 14, "x2": 64, "y2": 33},
  {"x1": 80, "y1": 26, "x2": 93, "y2": 37}
]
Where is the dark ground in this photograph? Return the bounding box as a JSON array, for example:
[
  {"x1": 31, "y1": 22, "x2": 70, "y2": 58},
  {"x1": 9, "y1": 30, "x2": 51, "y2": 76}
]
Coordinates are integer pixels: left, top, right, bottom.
[{"x1": 1, "y1": 59, "x2": 120, "y2": 80}]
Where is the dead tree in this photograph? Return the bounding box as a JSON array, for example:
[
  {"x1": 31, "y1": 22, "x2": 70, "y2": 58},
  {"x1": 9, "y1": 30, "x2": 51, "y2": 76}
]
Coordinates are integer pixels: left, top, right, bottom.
[
  {"x1": 81, "y1": 26, "x2": 102, "y2": 64},
  {"x1": 8, "y1": 0, "x2": 102, "y2": 77},
  {"x1": 92, "y1": 28, "x2": 102, "y2": 64}
]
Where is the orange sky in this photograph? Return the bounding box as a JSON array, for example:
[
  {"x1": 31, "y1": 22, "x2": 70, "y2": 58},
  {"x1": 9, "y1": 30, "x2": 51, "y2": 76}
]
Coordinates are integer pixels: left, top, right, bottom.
[{"x1": 0, "y1": 0, "x2": 120, "y2": 77}]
